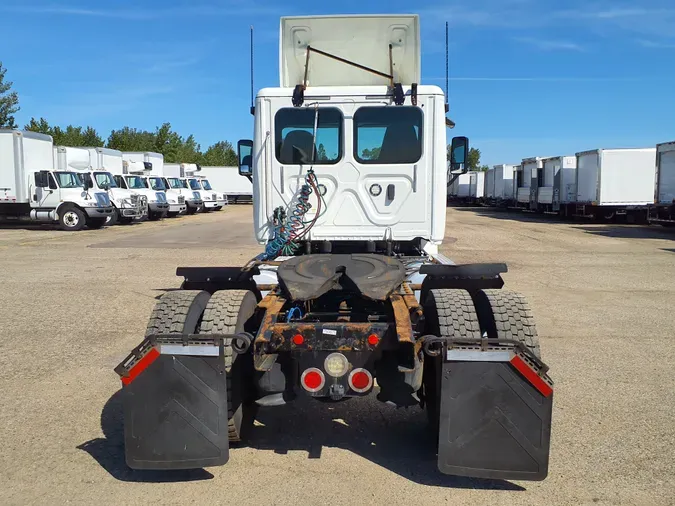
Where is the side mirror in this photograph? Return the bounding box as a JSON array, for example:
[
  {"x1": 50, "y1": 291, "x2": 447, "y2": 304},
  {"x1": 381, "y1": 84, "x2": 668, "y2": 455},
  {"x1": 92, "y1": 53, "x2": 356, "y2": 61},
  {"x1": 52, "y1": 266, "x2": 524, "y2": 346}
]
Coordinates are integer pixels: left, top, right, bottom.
[
  {"x1": 450, "y1": 136, "x2": 469, "y2": 167},
  {"x1": 84, "y1": 177, "x2": 93, "y2": 190},
  {"x1": 237, "y1": 140, "x2": 253, "y2": 176}
]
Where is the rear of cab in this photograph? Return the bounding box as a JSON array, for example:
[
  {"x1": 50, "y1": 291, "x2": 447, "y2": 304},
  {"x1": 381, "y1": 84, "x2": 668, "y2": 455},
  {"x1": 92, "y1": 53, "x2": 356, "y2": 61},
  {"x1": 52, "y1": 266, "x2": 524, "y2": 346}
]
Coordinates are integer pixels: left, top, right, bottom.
[{"x1": 251, "y1": 85, "x2": 448, "y2": 245}]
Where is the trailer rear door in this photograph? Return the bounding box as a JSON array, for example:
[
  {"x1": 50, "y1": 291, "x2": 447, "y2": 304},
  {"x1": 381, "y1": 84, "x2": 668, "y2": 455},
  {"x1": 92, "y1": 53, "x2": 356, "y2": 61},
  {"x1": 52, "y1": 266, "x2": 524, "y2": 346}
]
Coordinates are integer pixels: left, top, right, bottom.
[{"x1": 658, "y1": 149, "x2": 675, "y2": 204}]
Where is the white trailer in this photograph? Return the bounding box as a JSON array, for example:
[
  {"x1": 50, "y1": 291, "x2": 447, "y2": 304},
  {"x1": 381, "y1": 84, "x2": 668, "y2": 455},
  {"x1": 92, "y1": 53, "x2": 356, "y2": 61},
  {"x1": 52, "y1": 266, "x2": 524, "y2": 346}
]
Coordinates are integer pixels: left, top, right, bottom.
[
  {"x1": 468, "y1": 171, "x2": 485, "y2": 202},
  {"x1": 648, "y1": 141, "x2": 675, "y2": 225},
  {"x1": 486, "y1": 164, "x2": 515, "y2": 206},
  {"x1": 521, "y1": 157, "x2": 547, "y2": 210},
  {"x1": 56, "y1": 146, "x2": 147, "y2": 224},
  {"x1": 574, "y1": 147, "x2": 656, "y2": 220},
  {"x1": 514, "y1": 163, "x2": 531, "y2": 207},
  {"x1": 198, "y1": 166, "x2": 253, "y2": 203},
  {"x1": 0, "y1": 130, "x2": 113, "y2": 230},
  {"x1": 538, "y1": 156, "x2": 577, "y2": 214}
]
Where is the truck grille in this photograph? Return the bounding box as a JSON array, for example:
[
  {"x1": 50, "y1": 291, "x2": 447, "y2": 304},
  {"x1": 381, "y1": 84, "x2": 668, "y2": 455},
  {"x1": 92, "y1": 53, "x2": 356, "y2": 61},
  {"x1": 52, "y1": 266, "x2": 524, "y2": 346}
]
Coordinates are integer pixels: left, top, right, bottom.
[
  {"x1": 178, "y1": 196, "x2": 185, "y2": 204},
  {"x1": 130, "y1": 194, "x2": 139, "y2": 204},
  {"x1": 212, "y1": 193, "x2": 217, "y2": 201},
  {"x1": 95, "y1": 193, "x2": 111, "y2": 207}
]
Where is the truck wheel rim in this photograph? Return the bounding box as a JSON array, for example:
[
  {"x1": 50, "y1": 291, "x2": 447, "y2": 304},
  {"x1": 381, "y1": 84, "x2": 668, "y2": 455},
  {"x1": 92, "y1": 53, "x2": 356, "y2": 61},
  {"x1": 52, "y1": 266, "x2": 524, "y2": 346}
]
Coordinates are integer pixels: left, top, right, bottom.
[{"x1": 63, "y1": 211, "x2": 79, "y2": 227}]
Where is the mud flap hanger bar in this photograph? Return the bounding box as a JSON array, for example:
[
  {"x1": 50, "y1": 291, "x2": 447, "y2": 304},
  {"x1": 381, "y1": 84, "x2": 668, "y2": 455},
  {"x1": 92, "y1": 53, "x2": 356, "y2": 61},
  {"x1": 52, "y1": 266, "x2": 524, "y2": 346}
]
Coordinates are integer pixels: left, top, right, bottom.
[
  {"x1": 292, "y1": 44, "x2": 418, "y2": 107},
  {"x1": 114, "y1": 333, "x2": 254, "y2": 384},
  {"x1": 423, "y1": 337, "x2": 553, "y2": 398}
]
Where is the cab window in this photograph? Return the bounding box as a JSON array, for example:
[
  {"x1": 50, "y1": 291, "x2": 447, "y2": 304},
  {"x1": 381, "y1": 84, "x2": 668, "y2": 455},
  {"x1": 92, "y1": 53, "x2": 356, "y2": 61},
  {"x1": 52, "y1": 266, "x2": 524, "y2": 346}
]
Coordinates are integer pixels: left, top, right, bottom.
[
  {"x1": 275, "y1": 107, "x2": 342, "y2": 164},
  {"x1": 113, "y1": 175, "x2": 127, "y2": 189},
  {"x1": 354, "y1": 106, "x2": 423, "y2": 164}
]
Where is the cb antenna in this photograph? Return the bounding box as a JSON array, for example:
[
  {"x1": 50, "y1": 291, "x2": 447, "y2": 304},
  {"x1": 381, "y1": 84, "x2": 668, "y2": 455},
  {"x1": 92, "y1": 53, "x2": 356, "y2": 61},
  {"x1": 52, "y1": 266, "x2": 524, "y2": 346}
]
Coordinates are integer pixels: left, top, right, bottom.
[
  {"x1": 250, "y1": 25, "x2": 255, "y2": 115},
  {"x1": 445, "y1": 21, "x2": 449, "y2": 113}
]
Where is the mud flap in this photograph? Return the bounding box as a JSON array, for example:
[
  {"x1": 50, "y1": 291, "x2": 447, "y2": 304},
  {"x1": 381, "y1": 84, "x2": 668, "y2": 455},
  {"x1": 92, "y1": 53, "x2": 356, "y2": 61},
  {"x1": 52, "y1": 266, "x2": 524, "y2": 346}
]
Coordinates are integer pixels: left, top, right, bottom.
[
  {"x1": 119, "y1": 338, "x2": 230, "y2": 470},
  {"x1": 437, "y1": 349, "x2": 553, "y2": 481}
]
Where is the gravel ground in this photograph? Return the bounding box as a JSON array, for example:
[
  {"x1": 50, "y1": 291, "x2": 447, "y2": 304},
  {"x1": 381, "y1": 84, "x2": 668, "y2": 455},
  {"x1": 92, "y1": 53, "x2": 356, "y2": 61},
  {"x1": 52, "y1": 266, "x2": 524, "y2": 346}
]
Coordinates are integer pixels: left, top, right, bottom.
[{"x1": 1, "y1": 206, "x2": 673, "y2": 506}]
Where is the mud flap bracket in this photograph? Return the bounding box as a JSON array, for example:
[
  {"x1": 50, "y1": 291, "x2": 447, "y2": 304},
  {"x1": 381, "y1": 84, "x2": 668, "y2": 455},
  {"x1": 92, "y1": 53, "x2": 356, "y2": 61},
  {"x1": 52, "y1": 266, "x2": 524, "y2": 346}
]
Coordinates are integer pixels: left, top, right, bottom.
[
  {"x1": 117, "y1": 335, "x2": 233, "y2": 470},
  {"x1": 437, "y1": 343, "x2": 553, "y2": 481}
]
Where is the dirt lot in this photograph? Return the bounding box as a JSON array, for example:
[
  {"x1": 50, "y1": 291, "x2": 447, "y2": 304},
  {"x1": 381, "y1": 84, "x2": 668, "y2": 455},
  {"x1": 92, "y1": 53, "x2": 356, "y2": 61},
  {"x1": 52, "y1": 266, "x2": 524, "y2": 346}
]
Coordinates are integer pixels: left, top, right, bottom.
[{"x1": 1, "y1": 206, "x2": 674, "y2": 506}]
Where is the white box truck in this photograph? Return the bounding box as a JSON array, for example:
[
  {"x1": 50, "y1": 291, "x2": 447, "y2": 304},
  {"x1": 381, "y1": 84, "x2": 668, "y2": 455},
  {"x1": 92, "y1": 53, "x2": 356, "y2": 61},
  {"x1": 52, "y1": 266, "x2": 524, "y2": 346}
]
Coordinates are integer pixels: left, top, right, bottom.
[
  {"x1": 0, "y1": 130, "x2": 113, "y2": 230},
  {"x1": 164, "y1": 163, "x2": 203, "y2": 214},
  {"x1": 539, "y1": 156, "x2": 577, "y2": 215},
  {"x1": 116, "y1": 153, "x2": 169, "y2": 220},
  {"x1": 57, "y1": 146, "x2": 147, "y2": 225},
  {"x1": 575, "y1": 147, "x2": 656, "y2": 221},
  {"x1": 179, "y1": 163, "x2": 222, "y2": 212},
  {"x1": 648, "y1": 141, "x2": 675, "y2": 225},
  {"x1": 122, "y1": 152, "x2": 187, "y2": 217},
  {"x1": 487, "y1": 164, "x2": 515, "y2": 206},
  {"x1": 198, "y1": 166, "x2": 253, "y2": 204}
]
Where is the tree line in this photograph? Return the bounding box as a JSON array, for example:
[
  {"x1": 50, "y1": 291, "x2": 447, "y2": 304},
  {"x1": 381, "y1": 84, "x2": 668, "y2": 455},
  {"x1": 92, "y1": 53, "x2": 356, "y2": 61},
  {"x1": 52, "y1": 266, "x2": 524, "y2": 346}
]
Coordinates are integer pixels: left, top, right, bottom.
[{"x1": 0, "y1": 61, "x2": 237, "y2": 166}]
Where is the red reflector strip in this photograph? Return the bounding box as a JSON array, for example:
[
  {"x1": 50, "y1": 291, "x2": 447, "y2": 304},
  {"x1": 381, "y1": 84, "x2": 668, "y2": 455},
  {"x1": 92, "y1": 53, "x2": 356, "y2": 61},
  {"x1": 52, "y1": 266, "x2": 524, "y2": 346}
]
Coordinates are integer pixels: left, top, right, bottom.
[
  {"x1": 121, "y1": 347, "x2": 160, "y2": 386},
  {"x1": 510, "y1": 354, "x2": 553, "y2": 398}
]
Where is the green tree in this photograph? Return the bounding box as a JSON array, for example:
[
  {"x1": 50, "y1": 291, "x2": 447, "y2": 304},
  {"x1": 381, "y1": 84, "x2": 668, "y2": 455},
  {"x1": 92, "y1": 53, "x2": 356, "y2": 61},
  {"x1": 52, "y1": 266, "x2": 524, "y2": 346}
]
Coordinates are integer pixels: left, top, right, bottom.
[
  {"x1": 106, "y1": 126, "x2": 155, "y2": 152},
  {"x1": 81, "y1": 126, "x2": 104, "y2": 147},
  {"x1": 0, "y1": 62, "x2": 20, "y2": 128},
  {"x1": 202, "y1": 140, "x2": 237, "y2": 166},
  {"x1": 361, "y1": 147, "x2": 381, "y2": 160},
  {"x1": 317, "y1": 143, "x2": 327, "y2": 161},
  {"x1": 24, "y1": 117, "x2": 52, "y2": 135}
]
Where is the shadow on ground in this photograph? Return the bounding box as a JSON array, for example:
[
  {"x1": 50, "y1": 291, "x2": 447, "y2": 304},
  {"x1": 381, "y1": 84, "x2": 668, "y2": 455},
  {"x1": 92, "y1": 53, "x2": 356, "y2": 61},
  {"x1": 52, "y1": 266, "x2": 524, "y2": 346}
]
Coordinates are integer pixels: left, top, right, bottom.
[
  {"x1": 572, "y1": 225, "x2": 675, "y2": 241},
  {"x1": 449, "y1": 206, "x2": 567, "y2": 224},
  {"x1": 79, "y1": 389, "x2": 524, "y2": 490}
]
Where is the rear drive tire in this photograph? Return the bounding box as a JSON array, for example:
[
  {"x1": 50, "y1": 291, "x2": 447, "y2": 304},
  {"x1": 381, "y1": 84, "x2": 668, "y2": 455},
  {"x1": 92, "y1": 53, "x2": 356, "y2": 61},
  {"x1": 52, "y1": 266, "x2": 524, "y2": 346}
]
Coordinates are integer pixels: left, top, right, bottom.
[
  {"x1": 58, "y1": 206, "x2": 86, "y2": 231},
  {"x1": 145, "y1": 290, "x2": 211, "y2": 336},
  {"x1": 473, "y1": 289, "x2": 540, "y2": 358},
  {"x1": 422, "y1": 289, "x2": 481, "y2": 431},
  {"x1": 199, "y1": 290, "x2": 259, "y2": 442}
]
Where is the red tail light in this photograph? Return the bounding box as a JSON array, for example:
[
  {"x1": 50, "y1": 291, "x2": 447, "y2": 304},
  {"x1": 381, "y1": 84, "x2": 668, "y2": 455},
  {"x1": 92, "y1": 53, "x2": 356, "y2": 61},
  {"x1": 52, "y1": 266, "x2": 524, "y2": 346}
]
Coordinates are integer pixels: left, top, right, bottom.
[
  {"x1": 348, "y1": 368, "x2": 373, "y2": 393},
  {"x1": 301, "y1": 368, "x2": 325, "y2": 393}
]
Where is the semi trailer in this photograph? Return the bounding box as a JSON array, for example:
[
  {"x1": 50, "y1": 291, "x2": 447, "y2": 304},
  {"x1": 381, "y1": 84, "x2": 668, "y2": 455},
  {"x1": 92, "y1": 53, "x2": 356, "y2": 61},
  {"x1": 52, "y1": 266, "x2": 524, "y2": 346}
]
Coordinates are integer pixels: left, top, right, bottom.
[
  {"x1": 539, "y1": 156, "x2": 577, "y2": 215},
  {"x1": 115, "y1": 14, "x2": 553, "y2": 481},
  {"x1": 648, "y1": 141, "x2": 675, "y2": 225},
  {"x1": 199, "y1": 165, "x2": 254, "y2": 203},
  {"x1": 0, "y1": 130, "x2": 113, "y2": 230},
  {"x1": 468, "y1": 170, "x2": 486, "y2": 203},
  {"x1": 485, "y1": 164, "x2": 515, "y2": 206},
  {"x1": 56, "y1": 146, "x2": 146, "y2": 225},
  {"x1": 573, "y1": 147, "x2": 656, "y2": 221},
  {"x1": 522, "y1": 157, "x2": 546, "y2": 211}
]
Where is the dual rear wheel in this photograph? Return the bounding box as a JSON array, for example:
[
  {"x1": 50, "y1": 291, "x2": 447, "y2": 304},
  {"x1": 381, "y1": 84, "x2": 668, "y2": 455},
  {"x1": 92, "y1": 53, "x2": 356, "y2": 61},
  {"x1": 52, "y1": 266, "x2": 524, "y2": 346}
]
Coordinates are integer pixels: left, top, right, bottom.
[
  {"x1": 421, "y1": 288, "x2": 540, "y2": 429},
  {"x1": 145, "y1": 289, "x2": 259, "y2": 441}
]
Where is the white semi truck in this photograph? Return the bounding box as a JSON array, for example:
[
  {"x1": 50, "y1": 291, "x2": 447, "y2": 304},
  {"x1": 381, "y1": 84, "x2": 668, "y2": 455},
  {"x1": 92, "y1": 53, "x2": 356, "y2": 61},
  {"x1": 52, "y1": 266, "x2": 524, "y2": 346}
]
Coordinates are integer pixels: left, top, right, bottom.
[
  {"x1": 0, "y1": 130, "x2": 113, "y2": 230},
  {"x1": 114, "y1": 153, "x2": 169, "y2": 221},
  {"x1": 115, "y1": 14, "x2": 552, "y2": 482},
  {"x1": 164, "y1": 163, "x2": 204, "y2": 214},
  {"x1": 55, "y1": 146, "x2": 146, "y2": 225}
]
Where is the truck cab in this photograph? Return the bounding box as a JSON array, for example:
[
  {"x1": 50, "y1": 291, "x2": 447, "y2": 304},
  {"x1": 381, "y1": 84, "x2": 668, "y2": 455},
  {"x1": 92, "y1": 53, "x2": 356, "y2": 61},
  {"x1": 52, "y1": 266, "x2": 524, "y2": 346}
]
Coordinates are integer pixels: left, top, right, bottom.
[
  {"x1": 162, "y1": 175, "x2": 203, "y2": 215},
  {"x1": 147, "y1": 175, "x2": 186, "y2": 217},
  {"x1": 191, "y1": 175, "x2": 225, "y2": 210}
]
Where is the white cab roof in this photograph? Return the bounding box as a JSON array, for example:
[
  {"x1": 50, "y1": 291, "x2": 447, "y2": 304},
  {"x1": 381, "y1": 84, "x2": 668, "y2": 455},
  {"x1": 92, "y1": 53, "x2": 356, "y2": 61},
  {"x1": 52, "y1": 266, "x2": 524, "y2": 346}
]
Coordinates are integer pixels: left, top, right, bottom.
[{"x1": 280, "y1": 15, "x2": 420, "y2": 87}]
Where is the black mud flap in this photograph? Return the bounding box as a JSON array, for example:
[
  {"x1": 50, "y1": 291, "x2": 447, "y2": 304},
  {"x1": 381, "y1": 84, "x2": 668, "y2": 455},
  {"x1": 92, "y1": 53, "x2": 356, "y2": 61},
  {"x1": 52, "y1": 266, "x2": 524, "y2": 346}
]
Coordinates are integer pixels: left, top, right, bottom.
[
  {"x1": 120, "y1": 338, "x2": 230, "y2": 470},
  {"x1": 437, "y1": 349, "x2": 553, "y2": 481}
]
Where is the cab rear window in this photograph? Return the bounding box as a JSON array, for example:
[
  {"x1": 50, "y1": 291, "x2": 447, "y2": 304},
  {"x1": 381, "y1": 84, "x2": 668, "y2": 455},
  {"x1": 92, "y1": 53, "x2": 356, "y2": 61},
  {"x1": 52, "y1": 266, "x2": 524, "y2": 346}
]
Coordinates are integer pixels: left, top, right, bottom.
[
  {"x1": 354, "y1": 106, "x2": 423, "y2": 164},
  {"x1": 275, "y1": 107, "x2": 342, "y2": 164}
]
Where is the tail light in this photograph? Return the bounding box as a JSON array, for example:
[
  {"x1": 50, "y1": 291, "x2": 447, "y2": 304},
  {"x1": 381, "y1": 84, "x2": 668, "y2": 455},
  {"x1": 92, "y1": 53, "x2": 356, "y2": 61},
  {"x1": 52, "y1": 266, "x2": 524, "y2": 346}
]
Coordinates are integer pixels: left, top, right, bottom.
[
  {"x1": 301, "y1": 368, "x2": 325, "y2": 393},
  {"x1": 348, "y1": 368, "x2": 373, "y2": 393}
]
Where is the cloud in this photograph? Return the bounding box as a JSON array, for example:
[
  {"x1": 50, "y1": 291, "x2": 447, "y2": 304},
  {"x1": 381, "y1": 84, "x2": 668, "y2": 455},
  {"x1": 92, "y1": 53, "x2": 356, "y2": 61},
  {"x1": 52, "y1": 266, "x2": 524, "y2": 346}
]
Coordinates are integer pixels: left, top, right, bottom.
[
  {"x1": 636, "y1": 39, "x2": 675, "y2": 49},
  {"x1": 514, "y1": 37, "x2": 585, "y2": 52},
  {"x1": 426, "y1": 76, "x2": 656, "y2": 82},
  {"x1": 0, "y1": 2, "x2": 281, "y2": 20}
]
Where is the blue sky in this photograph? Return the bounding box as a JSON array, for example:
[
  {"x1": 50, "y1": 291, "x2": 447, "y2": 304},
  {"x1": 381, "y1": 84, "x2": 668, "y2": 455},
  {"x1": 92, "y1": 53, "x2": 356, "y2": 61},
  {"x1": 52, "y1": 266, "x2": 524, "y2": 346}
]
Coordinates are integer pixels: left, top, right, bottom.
[{"x1": 2, "y1": 0, "x2": 675, "y2": 166}]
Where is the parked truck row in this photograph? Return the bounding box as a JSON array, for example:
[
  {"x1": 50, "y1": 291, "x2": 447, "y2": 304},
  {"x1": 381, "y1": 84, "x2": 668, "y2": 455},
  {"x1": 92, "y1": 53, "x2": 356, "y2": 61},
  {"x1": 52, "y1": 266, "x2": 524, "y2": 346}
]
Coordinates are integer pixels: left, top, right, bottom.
[
  {"x1": 448, "y1": 140, "x2": 675, "y2": 225},
  {"x1": 0, "y1": 129, "x2": 253, "y2": 231}
]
